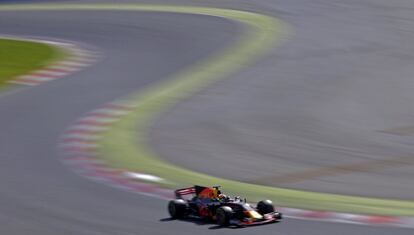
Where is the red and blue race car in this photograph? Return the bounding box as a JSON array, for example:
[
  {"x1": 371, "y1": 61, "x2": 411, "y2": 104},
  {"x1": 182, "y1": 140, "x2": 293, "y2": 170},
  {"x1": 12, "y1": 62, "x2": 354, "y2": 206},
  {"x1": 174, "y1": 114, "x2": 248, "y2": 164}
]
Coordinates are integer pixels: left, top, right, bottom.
[{"x1": 168, "y1": 185, "x2": 282, "y2": 227}]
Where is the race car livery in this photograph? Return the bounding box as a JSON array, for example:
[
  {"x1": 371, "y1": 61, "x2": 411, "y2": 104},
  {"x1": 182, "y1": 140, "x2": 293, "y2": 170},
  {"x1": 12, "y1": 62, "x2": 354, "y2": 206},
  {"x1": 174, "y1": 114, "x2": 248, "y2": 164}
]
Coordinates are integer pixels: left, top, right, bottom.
[{"x1": 167, "y1": 185, "x2": 283, "y2": 227}]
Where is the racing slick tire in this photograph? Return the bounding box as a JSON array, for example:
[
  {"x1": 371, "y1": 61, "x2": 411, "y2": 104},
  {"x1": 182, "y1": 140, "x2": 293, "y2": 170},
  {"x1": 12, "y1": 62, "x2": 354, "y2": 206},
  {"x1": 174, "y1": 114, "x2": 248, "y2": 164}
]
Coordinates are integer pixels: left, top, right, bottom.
[
  {"x1": 168, "y1": 199, "x2": 188, "y2": 219},
  {"x1": 257, "y1": 200, "x2": 275, "y2": 215},
  {"x1": 216, "y1": 206, "x2": 233, "y2": 226}
]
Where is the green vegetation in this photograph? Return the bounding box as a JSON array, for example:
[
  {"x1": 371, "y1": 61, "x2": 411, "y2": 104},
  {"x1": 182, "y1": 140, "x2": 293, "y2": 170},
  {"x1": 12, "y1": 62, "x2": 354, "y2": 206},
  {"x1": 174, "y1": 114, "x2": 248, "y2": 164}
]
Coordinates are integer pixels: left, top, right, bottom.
[{"x1": 0, "y1": 38, "x2": 65, "y2": 86}]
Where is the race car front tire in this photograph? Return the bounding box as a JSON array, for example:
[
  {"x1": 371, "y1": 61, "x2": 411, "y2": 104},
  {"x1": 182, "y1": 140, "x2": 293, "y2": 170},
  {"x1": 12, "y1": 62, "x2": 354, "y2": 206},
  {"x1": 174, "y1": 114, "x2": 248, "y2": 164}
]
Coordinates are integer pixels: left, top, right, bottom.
[
  {"x1": 257, "y1": 200, "x2": 275, "y2": 215},
  {"x1": 216, "y1": 206, "x2": 233, "y2": 226},
  {"x1": 168, "y1": 199, "x2": 188, "y2": 219}
]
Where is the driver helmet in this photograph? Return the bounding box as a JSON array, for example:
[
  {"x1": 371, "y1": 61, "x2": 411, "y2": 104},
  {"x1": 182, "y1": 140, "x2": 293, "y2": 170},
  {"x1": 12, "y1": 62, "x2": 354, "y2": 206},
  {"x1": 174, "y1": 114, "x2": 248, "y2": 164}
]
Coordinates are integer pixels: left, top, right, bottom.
[{"x1": 218, "y1": 194, "x2": 230, "y2": 201}]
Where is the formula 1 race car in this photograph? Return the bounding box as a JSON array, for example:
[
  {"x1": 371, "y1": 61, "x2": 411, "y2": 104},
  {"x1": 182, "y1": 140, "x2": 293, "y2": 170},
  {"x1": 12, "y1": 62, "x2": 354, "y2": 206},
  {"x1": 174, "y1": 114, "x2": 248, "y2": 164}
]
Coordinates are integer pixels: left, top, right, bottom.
[{"x1": 167, "y1": 185, "x2": 282, "y2": 227}]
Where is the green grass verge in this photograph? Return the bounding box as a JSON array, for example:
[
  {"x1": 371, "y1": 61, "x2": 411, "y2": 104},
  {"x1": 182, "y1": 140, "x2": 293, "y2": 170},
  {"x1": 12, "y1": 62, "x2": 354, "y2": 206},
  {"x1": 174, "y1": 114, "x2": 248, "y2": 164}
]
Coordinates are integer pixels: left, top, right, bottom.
[
  {"x1": 0, "y1": 38, "x2": 65, "y2": 87},
  {"x1": 4, "y1": 3, "x2": 414, "y2": 216}
]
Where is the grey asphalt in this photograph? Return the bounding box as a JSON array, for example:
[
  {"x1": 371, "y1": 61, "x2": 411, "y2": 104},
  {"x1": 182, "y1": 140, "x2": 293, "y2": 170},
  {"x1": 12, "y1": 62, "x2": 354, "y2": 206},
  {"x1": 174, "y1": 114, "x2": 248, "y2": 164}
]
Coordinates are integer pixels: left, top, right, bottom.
[
  {"x1": 150, "y1": 0, "x2": 414, "y2": 200},
  {"x1": 0, "y1": 2, "x2": 413, "y2": 235}
]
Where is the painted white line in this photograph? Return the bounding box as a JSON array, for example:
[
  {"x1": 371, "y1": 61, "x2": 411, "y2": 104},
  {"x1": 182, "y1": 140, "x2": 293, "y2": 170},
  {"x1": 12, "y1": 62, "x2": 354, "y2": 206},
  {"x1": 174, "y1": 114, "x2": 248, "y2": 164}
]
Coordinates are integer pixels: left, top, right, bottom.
[
  {"x1": 58, "y1": 60, "x2": 86, "y2": 67},
  {"x1": 124, "y1": 172, "x2": 164, "y2": 182},
  {"x1": 73, "y1": 57, "x2": 96, "y2": 64},
  {"x1": 62, "y1": 133, "x2": 101, "y2": 141},
  {"x1": 112, "y1": 103, "x2": 137, "y2": 109},
  {"x1": 38, "y1": 40, "x2": 72, "y2": 47},
  {"x1": 16, "y1": 75, "x2": 41, "y2": 80},
  {"x1": 334, "y1": 213, "x2": 364, "y2": 220},
  {"x1": 9, "y1": 80, "x2": 38, "y2": 86},
  {"x1": 68, "y1": 125, "x2": 109, "y2": 132},
  {"x1": 22, "y1": 76, "x2": 55, "y2": 82},
  {"x1": 60, "y1": 142, "x2": 98, "y2": 149},
  {"x1": 48, "y1": 64, "x2": 79, "y2": 71},
  {"x1": 35, "y1": 70, "x2": 68, "y2": 76},
  {"x1": 89, "y1": 109, "x2": 130, "y2": 117},
  {"x1": 78, "y1": 116, "x2": 119, "y2": 124}
]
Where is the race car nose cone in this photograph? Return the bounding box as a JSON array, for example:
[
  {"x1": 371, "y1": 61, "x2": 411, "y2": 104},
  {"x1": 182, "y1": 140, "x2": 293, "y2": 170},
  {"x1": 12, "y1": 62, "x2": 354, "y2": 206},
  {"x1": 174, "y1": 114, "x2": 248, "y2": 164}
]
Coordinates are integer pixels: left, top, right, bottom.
[{"x1": 245, "y1": 210, "x2": 263, "y2": 220}]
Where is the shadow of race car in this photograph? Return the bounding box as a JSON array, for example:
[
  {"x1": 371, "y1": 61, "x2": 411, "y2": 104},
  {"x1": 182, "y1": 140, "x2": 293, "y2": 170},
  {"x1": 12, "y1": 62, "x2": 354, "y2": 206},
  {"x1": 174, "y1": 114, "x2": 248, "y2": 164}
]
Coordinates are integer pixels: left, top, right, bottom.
[{"x1": 167, "y1": 185, "x2": 282, "y2": 227}]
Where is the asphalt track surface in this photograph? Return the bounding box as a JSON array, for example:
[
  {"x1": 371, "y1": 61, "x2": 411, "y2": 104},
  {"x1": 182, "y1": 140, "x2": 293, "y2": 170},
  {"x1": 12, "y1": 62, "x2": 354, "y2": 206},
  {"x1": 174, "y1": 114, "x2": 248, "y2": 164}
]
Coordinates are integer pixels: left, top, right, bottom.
[
  {"x1": 0, "y1": 2, "x2": 413, "y2": 235},
  {"x1": 151, "y1": 0, "x2": 414, "y2": 200}
]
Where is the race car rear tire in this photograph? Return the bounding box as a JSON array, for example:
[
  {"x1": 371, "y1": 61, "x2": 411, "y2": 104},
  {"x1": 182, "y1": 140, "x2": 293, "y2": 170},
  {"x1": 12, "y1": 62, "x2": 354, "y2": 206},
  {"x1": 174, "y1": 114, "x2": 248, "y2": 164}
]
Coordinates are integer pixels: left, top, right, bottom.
[
  {"x1": 168, "y1": 199, "x2": 188, "y2": 219},
  {"x1": 257, "y1": 200, "x2": 275, "y2": 215},
  {"x1": 216, "y1": 206, "x2": 233, "y2": 226}
]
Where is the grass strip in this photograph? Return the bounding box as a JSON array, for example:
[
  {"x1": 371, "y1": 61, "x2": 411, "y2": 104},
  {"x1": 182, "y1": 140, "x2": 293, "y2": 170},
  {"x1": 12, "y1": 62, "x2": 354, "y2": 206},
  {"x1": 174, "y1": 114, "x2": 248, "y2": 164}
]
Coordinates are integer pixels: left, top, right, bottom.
[{"x1": 0, "y1": 38, "x2": 65, "y2": 87}]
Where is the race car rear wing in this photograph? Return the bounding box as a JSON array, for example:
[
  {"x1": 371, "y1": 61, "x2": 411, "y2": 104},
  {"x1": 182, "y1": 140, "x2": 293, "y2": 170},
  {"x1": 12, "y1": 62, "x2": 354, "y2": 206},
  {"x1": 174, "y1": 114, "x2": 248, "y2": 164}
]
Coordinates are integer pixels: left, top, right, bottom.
[
  {"x1": 174, "y1": 186, "x2": 196, "y2": 199},
  {"x1": 175, "y1": 185, "x2": 222, "y2": 199}
]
